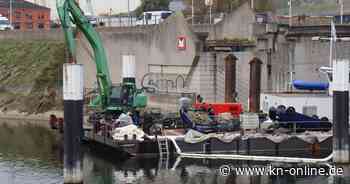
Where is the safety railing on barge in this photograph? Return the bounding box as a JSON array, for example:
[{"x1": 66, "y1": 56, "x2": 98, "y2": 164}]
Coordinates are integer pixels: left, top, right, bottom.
[{"x1": 167, "y1": 136, "x2": 333, "y2": 164}]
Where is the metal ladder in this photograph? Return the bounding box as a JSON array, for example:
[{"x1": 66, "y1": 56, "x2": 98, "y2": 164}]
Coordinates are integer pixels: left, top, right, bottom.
[{"x1": 157, "y1": 129, "x2": 169, "y2": 169}]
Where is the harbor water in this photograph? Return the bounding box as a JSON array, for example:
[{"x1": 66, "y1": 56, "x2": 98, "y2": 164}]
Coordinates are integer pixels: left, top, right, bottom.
[{"x1": 0, "y1": 122, "x2": 350, "y2": 184}]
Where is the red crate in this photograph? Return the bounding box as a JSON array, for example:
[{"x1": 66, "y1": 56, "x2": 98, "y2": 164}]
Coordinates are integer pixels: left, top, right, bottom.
[{"x1": 193, "y1": 103, "x2": 243, "y2": 118}]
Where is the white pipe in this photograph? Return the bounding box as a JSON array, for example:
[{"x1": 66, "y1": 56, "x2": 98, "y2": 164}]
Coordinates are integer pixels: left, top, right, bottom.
[
  {"x1": 330, "y1": 36, "x2": 333, "y2": 67},
  {"x1": 9, "y1": 0, "x2": 12, "y2": 26},
  {"x1": 340, "y1": 0, "x2": 344, "y2": 24},
  {"x1": 191, "y1": 0, "x2": 194, "y2": 25},
  {"x1": 209, "y1": 4, "x2": 212, "y2": 24},
  {"x1": 330, "y1": 20, "x2": 334, "y2": 67},
  {"x1": 171, "y1": 156, "x2": 182, "y2": 170},
  {"x1": 127, "y1": 0, "x2": 131, "y2": 26},
  {"x1": 289, "y1": 0, "x2": 292, "y2": 27},
  {"x1": 168, "y1": 137, "x2": 333, "y2": 164}
]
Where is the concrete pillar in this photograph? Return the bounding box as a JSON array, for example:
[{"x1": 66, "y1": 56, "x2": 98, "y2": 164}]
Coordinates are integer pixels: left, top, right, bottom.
[
  {"x1": 249, "y1": 57, "x2": 262, "y2": 113},
  {"x1": 225, "y1": 54, "x2": 237, "y2": 102},
  {"x1": 63, "y1": 64, "x2": 84, "y2": 183},
  {"x1": 332, "y1": 59, "x2": 350, "y2": 164}
]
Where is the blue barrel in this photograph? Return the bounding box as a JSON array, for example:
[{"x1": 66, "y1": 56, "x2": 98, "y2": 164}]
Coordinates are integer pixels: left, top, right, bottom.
[{"x1": 292, "y1": 80, "x2": 329, "y2": 91}]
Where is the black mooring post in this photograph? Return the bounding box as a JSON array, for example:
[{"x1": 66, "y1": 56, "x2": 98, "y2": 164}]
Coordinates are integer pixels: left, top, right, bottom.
[
  {"x1": 332, "y1": 59, "x2": 350, "y2": 164},
  {"x1": 63, "y1": 64, "x2": 84, "y2": 183}
]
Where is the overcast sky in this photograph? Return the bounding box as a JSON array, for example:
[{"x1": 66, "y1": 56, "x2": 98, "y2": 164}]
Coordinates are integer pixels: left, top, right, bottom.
[
  {"x1": 31, "y1": 0, "x2": 141, "y2": 19},
  {"x1": 80, "y1": 0, "x2": 141, "y2": 15}
]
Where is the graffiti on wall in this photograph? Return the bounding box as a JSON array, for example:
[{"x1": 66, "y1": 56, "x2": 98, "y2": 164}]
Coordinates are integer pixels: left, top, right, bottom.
[{"x1": 141, "y1": 72, "x2": 189, "y2": 93}]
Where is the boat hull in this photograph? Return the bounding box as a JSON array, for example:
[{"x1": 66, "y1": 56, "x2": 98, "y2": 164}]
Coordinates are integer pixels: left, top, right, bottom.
[{"x1": 83, "y1": 131, "x2": 332, "y2": 158}]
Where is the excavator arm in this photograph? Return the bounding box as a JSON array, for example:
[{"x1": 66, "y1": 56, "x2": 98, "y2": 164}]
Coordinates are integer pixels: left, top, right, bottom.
[{"x1": 57, "y1": 0, "x2": 112, "y2": 110}]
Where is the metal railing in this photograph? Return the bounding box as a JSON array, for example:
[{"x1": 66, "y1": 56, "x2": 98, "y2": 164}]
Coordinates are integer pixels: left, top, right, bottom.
[
  {"x1": 168, "y1": 137, "x2": 333, "y2": 164},
  {"x1": 93, "y1": 13, "x2": 225, "y2": 27},
  {"x1": 275, "y1": 121, "x2": 332, "y2": 134},
  {"x1": 96, "y1": 15, "x2": 168, "y2": 27},
  {"x1": 277, "y1": 15, "x2": 350, "y2": 26}
]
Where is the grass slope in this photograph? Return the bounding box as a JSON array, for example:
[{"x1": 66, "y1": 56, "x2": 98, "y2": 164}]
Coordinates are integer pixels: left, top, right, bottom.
[{"x1": 0, "y1": 40, "x2": 66, "y2": 114}]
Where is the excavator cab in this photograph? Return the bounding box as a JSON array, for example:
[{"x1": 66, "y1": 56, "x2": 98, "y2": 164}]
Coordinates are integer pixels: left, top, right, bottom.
[
  {"x1": 121, "y1": 82, "x2": 135, "y2": 106},
  {"x1": 107, "y1": 83, "x2": 136, "y2": 110},
  {"x1": 106, "y1": 81, "x2": 147, "y2": 112},
  {"x1": 108, "y1": 85, "x2": 123, "y2": 111},
  {"x1": 121, "y1": 79, "x2": 147, "y2": 109}
]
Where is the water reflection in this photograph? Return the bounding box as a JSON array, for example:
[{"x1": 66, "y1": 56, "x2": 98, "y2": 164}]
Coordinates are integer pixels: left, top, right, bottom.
[
  {"x1": 0, "y1": 123, "x2": 63, "y2": 163},
  {"x1": 82, "y1": 150, "x2": 350, "y2": 184},
  {"x1": 0, "y1": 123, "x2": 349, "y2": 184},
  {"x1": 0, "y1": 123, "x2": 63, "y2": 184}
]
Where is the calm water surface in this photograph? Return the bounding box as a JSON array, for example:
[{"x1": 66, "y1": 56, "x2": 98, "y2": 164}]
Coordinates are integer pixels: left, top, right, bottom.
[{"x1": 0, "y1": 122, "x2": 349, "y2": 184}]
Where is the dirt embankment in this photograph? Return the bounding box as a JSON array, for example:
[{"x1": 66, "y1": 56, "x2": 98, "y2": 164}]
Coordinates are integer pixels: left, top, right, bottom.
[{"x1": 0, "y1": 40, "x2": 66, "y2": 114}]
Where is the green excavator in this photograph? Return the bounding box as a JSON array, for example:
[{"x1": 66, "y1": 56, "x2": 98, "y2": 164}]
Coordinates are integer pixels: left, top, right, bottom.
[{"x1": 57, "y1": 0, "x2": 147, "y2": 120}]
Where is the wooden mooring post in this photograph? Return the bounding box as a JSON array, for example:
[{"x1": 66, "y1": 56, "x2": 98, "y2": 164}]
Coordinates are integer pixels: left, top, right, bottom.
[{"x1": 63, "y1": 64, "x2": 84, "y2": 183}]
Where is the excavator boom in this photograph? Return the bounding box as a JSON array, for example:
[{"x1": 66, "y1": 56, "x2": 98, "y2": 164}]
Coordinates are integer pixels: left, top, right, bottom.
[{"x1": 57, "y1": 0, "x2": 112, "y2": 110}]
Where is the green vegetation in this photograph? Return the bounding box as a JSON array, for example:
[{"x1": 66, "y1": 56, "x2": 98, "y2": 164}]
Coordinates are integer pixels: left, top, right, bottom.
[
  {"x1": 208, "y1": 37, "x2": 256, "y2": 45},
  {"x1": 180, "y1": 0, "x2": 340, "y2": 15},
  {"x1": 254, "y1": 0, "x2": 274, "y2": 12},
  {"x1": 135, "y1": 0, "x2": 170, "y2": 16},
  {"x1": 302, "y1": 3, "x2": 337, "y2": 14},
  {"x1": 277, "y1": 0, "x2": 338, "y2": 15},
  {"x1": 0, "y1": 40, "x2": 65, "y2": 114},
  {"x1": 182, "y1": 0, "x2": 273, "y2": 14},
  {"x1": 183, "y1": 0, "x2": 246, "y2": 14},
  {"x1": 207, "y1": 0, "x2": 247, "y2": 13}
]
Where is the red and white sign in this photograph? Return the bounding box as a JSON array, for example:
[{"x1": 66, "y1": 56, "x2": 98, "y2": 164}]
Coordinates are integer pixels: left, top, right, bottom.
[{"x1": 177, "y1": 36, "x2": 186, "y2": 50}]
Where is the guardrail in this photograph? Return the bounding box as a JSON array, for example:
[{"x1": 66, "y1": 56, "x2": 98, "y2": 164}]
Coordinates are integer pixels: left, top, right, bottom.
[
  {"x1": 168, "y1": 136, "x2": 333, "y2": 164},
  {"x1": 96, "y1": 15, "x2": 166, "y2": 27}
]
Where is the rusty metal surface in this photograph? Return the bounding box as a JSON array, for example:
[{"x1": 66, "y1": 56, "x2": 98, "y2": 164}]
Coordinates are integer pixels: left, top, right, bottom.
[
  {"x1": 249, "y1": 57, "x2": 262, "y2": 113},
  {"x1": 224, "y1": 54, "x2": 237, "y2": 102}
]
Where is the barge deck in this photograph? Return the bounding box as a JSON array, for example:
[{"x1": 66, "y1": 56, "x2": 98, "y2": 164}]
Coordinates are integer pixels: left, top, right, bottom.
[{"x1": 83, "y1": 128, "x2": 333, "y2": 158}]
